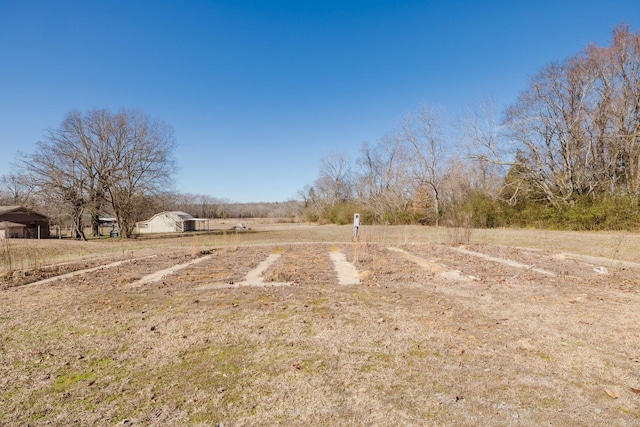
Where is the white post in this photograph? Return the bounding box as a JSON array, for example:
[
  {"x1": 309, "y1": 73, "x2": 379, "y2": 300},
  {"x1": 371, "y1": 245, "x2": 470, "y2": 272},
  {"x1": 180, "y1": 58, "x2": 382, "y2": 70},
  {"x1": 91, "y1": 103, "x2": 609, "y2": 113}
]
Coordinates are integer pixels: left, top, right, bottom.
[{"x1": 353, "y1": 213, "x2": 360, "y2": 240}]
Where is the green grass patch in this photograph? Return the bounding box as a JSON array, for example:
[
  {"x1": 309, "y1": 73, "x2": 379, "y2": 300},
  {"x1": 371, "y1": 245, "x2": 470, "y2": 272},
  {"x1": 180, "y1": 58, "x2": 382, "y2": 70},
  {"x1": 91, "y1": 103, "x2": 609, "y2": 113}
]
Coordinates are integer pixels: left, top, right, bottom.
[{"x1": 53, "y1": 371, "x2": 95, "y2": 392}]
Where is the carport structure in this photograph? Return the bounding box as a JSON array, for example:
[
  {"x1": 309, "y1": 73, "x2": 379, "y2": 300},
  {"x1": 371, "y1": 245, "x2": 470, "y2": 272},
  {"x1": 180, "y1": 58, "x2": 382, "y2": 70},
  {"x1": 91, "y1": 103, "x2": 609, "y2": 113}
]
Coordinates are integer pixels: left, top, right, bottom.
[{"x1": 0, "y1": 206, "x2": 49, "y2": 238}]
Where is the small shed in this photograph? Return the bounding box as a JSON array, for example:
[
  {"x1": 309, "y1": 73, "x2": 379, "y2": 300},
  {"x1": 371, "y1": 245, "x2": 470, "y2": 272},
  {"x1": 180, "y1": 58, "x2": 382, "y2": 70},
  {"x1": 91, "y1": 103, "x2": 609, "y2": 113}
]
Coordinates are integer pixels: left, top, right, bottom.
[
  {"x1": 0, "y1": 206, "x2": 49, "y2": 239},
  {"x1": 0, "y1": 221, "x2": 27, "y2": 239},
  {"x1": 135, "y1": 211, "x2": 198, "y2": 234}
]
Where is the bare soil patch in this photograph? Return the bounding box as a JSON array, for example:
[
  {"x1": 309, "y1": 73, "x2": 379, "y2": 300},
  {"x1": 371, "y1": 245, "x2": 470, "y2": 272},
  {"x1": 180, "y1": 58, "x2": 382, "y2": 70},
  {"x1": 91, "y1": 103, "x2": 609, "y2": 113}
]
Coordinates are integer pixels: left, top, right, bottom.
[{"x1": 1, "y1": 226, "x2": 640, "y2": 426}]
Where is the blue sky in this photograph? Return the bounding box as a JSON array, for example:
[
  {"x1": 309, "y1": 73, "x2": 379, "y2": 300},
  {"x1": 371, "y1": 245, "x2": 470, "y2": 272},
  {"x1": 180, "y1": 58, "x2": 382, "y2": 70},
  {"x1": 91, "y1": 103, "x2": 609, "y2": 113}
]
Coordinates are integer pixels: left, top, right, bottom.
[{"x1": 1, "y1": 1, "x2": 638, "y2": 202}]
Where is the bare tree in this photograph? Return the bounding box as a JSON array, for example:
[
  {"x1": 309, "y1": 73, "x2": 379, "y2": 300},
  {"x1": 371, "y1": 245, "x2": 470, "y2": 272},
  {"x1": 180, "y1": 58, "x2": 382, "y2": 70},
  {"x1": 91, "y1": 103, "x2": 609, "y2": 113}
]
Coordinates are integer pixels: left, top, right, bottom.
[
  {"x1": 356, "y1": 134, "x2": 412, "y2": 223},
  {"x1": 587, "y1": 24, "x2": 640, "y2": 199},
  {"x1": 0, "y1": 172, "x2": 37, "y2": 207},
  {"x1": 20, "y1": 136, "x2": 90, "y2": 239},
  {"x1": 17, "y1": 108, "x2": 177, "y2": 239},
  {"x1": 458, "y1": 99, "x2": 519, "y2": 204},
  {"x1": 59, "y1": 109, "x2": 114, "y2": 236},
  {"x1": 502, "y1": 25, "x2": 640, "y2": 206},
  {"x1": 503, "y1": 55, "x2": 595, "y2": 204},
  {"x1": 299, "y1": 151, "x2": 354, "y2": 221},
  {"x1": 316, "y1": 151, "x2": 353, "y2": 207},
  {"x1": 401, "y1": 105, "x2": 450, "y2": 226},
  {"x1": 101, "y1": 109, "x2": 177, "y2": 237}
]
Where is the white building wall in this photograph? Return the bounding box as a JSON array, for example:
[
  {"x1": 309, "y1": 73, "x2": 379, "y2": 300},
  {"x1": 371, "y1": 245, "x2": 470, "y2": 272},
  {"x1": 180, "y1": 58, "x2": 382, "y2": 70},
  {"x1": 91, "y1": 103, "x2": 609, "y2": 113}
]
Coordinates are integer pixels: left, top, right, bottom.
[
  {"x1": 137, "y1": 213, "x2": 182, "y2": 234},
  {"x1": 147, "y1": 214, "x2": 173, "y2": 233},
  {"x1": 0, "y1": 226, "x2": 24, "y2": 239}
]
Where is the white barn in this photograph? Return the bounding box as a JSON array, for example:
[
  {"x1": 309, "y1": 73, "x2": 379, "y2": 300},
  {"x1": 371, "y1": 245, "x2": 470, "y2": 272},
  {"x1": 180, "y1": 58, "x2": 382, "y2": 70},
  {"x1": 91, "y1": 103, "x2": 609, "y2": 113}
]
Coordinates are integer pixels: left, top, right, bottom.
[{"x1": 135, "y1": 211, "x2": 198, "y2": 234}]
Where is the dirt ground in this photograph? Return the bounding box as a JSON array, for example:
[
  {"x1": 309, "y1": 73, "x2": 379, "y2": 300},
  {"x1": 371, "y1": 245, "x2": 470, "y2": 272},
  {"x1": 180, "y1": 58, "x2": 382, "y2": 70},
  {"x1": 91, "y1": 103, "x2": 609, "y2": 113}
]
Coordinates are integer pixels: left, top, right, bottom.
[{"x1": 1, "y1": 225, "x2": 639, "y2": 425}]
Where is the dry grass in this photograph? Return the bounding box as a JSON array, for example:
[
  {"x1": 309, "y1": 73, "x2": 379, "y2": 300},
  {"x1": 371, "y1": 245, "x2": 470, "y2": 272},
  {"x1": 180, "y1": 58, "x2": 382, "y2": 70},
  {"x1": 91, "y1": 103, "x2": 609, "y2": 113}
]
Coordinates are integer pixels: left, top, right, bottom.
[{"x1": 1, "y1": 224, "x2": 640, "y2": 425}]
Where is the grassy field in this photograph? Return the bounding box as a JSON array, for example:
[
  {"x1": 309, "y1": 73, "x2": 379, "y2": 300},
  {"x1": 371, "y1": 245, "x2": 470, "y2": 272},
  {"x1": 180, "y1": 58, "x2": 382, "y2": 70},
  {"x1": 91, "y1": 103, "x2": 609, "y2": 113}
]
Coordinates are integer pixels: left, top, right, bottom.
[
  {"x1": 3, "y1": 223, "x2": 640, "y2": 272},
  {"x1": 1, "y1": 224, "x2": 640, "y2": 425}
]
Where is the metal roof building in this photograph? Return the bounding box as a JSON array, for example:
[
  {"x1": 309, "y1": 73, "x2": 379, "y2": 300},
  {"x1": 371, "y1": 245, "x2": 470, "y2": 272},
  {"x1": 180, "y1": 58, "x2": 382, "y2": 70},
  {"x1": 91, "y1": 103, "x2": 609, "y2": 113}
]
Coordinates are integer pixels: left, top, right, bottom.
[
  {"x1": 135, "y1": 211, "x2": 199, "y2": 234},
  {"x1": 0, "y1": 206, "x2": 49, "y2": 239}
]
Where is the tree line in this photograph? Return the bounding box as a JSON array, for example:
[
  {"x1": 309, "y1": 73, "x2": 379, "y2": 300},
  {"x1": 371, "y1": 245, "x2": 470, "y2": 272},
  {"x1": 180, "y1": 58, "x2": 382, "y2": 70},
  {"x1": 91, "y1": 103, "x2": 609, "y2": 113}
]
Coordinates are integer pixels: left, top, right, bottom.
[{"x1": 301, "y1": 25, "x2": 640, "y2": 230}]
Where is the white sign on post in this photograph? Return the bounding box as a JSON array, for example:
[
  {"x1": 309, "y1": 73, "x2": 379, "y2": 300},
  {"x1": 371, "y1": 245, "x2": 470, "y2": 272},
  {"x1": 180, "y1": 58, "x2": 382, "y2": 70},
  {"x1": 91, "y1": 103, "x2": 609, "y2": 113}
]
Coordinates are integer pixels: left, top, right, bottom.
[{"x1": 353, "y1": 213, "x2": 360, "y2": 240}]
